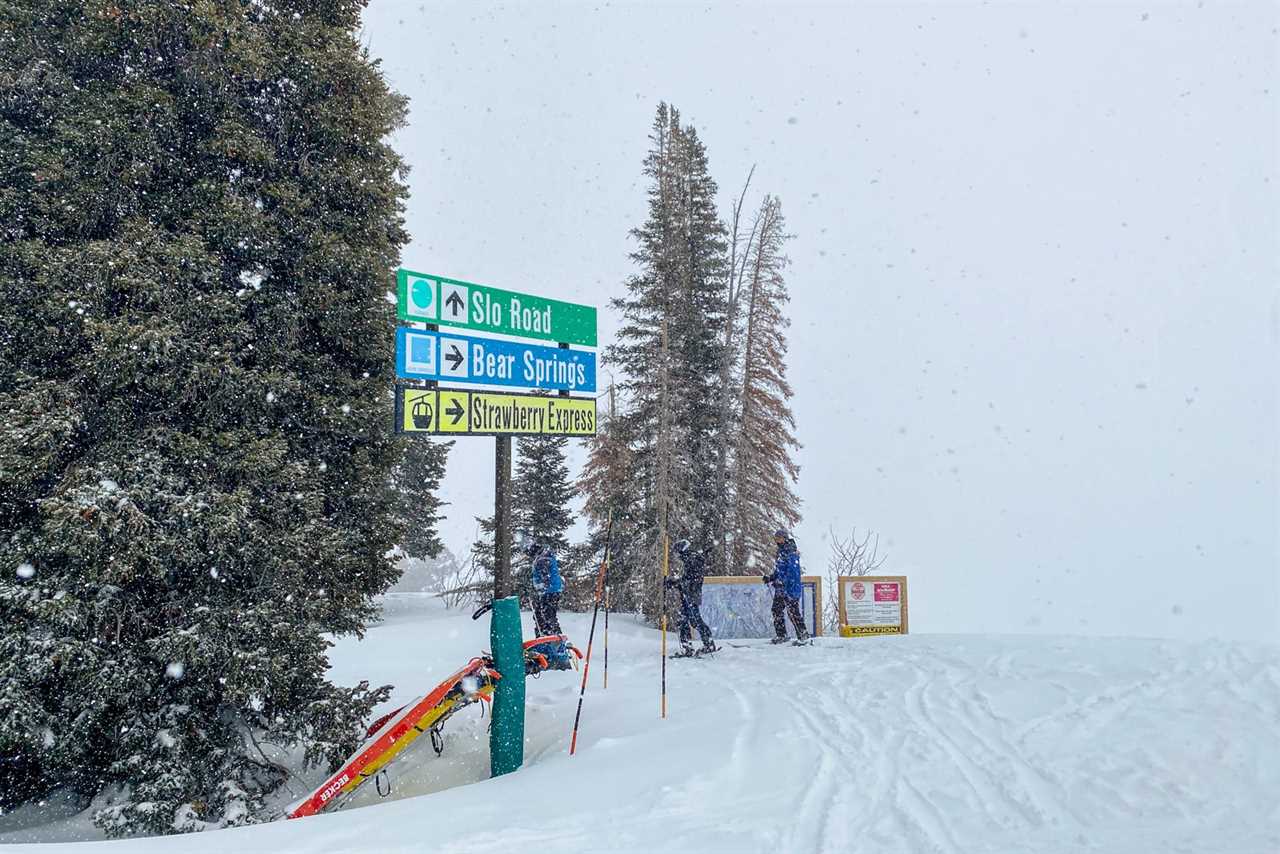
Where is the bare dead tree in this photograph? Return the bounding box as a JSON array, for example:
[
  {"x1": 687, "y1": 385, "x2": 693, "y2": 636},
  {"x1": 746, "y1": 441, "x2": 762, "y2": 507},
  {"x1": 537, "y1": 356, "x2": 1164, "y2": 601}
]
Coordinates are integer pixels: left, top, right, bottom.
[
  {"x1": 438, "y1": 550, "x2": 489, "y2": 609},
  {"x1": 713, "y1": 165, "x2": 758, "y2": 571},
  {"x1": 823, "y1": 527, "x2": 889, "y2": 631},
  {"x1": 728, "y1": 196, "x2": 801, "y2": 574}
]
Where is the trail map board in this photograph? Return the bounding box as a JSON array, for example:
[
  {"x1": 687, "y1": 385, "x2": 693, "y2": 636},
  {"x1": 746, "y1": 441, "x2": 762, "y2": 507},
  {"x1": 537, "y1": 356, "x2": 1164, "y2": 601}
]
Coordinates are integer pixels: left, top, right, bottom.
[{"x1": 699, "y1": 576, "x2": 824, "y2": 639}]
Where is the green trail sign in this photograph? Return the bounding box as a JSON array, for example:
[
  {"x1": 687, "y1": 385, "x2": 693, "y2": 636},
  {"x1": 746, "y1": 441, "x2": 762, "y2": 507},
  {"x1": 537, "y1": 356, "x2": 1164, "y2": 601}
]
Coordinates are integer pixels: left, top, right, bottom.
[{"x1": 397, "y1": 268, "x2": 597, "y2": 347}]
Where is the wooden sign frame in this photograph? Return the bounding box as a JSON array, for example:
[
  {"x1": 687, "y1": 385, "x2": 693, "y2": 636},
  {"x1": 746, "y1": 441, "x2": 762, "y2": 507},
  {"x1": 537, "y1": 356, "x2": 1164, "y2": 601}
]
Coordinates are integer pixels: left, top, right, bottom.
[{"x1": 837, "y1": 575, "x2": 909, "y2": 636}]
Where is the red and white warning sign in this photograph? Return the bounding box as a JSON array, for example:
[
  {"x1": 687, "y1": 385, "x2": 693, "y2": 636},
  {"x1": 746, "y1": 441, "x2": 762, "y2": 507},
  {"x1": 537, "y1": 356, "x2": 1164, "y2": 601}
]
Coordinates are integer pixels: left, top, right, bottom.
[{"x1": 838, "y1": 575, "x2": 909, "y2": 636}]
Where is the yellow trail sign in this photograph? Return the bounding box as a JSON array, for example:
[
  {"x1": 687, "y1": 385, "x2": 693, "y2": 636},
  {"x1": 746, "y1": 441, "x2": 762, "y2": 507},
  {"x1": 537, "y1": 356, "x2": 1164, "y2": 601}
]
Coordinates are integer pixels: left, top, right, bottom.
[{"x1": 396, "y1": 385, "x2": 597, "y2": 437}]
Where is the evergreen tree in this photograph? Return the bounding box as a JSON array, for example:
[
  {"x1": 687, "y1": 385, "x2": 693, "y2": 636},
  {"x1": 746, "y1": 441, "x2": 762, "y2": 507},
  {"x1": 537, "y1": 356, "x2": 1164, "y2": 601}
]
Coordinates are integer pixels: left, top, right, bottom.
[
  {"x1": 0, "y1": 1, "x2": 408, "y2": 835},
  {"x1": 729, "y1": 196, "x2": 802, "y2": 572},
  {"x1": 465, "y1": 515, "x2": 497, "y2": 604},
  {"x1": 463, "y1": 511, "x2": 522, "y2": 605},
  {"x1": 605, "y1": 103, "x2": 729, "y2": 615},
  {"x1": 578, "y1": 390, "x2": 645, "y2": 609},
  {"x1": 513, "y1": 433, "x2": 574, "y2": 554},
  {"x1": 511, "y1": 432, "x2": 575, "y2": 605},
  {"x1": 556, "y1": 538, "x2": 605, "y2": 612},
  {"x1": 393, "y1": 438, "x2": 451, "y2": 560}
]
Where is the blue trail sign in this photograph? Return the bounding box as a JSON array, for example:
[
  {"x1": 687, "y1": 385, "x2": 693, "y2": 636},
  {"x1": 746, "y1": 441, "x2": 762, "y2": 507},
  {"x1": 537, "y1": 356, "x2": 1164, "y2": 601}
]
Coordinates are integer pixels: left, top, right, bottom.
[{"x1": 396, "y1": 327, "x2": 597, "y2": 394}]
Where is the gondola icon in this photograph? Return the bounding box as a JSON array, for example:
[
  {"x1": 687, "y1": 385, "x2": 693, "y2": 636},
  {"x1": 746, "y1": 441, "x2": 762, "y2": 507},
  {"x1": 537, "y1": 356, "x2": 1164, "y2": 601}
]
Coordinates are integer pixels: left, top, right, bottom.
[{"x1": 411, "y1": 397, "x2": 434, "y2": 430}]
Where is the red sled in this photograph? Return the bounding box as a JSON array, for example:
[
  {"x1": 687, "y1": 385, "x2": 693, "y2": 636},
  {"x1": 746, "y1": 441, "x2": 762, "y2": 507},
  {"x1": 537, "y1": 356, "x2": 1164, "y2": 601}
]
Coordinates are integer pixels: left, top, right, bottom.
[{"x1": 287, "y1": 658, "x2": 500, "y2": 819}]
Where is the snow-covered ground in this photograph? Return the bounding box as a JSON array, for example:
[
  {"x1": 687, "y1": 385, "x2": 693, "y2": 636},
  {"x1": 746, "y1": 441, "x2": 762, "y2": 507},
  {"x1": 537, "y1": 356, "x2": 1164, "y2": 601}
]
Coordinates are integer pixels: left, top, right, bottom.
[{"x1": 3, "y1": 595, "x2": 1278, "y2": 853}]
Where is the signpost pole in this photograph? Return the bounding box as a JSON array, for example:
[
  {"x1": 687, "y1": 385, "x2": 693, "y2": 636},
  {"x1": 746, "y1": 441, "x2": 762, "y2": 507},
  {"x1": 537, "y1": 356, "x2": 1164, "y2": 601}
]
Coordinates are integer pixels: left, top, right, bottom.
[
  {"x1": 494, "y1": 436, "x2": 512, "y2": 600},
  {"x1": 489, "y1": 436, "x2": 521, "y2": 777}
]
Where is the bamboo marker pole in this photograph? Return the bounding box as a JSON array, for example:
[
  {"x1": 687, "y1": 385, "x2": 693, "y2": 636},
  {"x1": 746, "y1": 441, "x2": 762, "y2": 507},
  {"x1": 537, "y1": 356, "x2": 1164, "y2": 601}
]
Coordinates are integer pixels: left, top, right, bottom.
[{"x1": 660, "y1": 533, "x2": 669, "y2": 719}]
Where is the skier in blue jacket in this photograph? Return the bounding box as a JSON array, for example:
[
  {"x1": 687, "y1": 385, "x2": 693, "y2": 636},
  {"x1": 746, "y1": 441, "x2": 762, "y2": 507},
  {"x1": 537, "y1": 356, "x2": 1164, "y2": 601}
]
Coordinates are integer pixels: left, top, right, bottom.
[
  {"x1": 526, "y1": 541, "x2": 564, "y2": 636},
  {"x1": 762, "y1": 529, "x2": 809, "y2": 644}
]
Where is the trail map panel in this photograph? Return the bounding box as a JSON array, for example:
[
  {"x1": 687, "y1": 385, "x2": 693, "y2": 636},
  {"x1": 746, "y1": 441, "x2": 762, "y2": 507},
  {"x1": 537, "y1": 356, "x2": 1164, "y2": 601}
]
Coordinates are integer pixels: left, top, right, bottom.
[
  {"x1": 700, "y1": 576, "x2": 823, "y2": 639},
  {"x1": 396, "y1": 386, "x2": 597, "y2": 437},
  {"x1": 838, "y1": 575, "x2": 909, "y2": 635},
  {"x1": 397, "y1": 268, "x2": 597, "y2": 347},
  {"x1": 396, "y1": 327, "x2": 596, "y2": 393}
]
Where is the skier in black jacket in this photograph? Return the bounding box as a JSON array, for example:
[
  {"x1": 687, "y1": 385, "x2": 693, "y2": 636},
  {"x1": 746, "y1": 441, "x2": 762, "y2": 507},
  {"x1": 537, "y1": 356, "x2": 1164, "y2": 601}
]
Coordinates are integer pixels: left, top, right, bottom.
[{"x1": 664, "y1": 538, "x2": 717, "y2": 656}]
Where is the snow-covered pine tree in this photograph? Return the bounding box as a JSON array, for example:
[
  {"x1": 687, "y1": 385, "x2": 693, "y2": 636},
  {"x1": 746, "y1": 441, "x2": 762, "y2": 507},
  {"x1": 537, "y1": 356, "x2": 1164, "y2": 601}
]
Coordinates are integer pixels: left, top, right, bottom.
[
  {"x1": 394, "y1": 439, "x2": 452, "y2": 560},
  {"x1": 729, "y1": 196, "x2": 802, "y2": 573},
  {"x1": 466, "y1": 515, "x2": 496, "y2": 601},
  {"x1": 0, "y1": 1, "x2": 408, "y2": 835},
  {"x1": 463, "y1": 514, "x2": 515, "y2": 607},
  {"x1": 578, "y1": 390, "x2": 646, "y2": 609},
  {"x1": 511, "y1": 432, "x2": 575, "y2": 604},
  {"x1": 513, "y1": 433, "x2": 574, "y2": 554},
  {"x1": 606, "y1": 103, "x2": 729, "y2": 615}
]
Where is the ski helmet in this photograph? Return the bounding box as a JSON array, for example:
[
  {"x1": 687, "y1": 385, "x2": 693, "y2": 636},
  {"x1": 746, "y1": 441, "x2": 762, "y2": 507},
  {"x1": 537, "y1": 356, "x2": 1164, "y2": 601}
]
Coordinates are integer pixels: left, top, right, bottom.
[
  {"x1": 674, "y1": 538, "x2": 691, "y2": 554},
  {"x1": 774, "y1": 528, "x2": 790, "y2": 541}
]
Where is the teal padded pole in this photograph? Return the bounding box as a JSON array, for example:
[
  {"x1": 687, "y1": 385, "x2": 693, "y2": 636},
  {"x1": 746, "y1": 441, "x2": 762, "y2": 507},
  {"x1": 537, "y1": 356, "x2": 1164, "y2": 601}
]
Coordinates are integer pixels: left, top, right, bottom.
[{"x1": 489, "y1": 595, "x2": 525, "y2": 777}]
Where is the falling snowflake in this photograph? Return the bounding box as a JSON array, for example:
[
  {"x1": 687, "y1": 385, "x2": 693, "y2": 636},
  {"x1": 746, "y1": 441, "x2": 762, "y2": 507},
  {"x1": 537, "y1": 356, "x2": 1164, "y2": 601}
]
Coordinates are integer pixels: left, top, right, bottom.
[
  {"x1": 166, "y1": 662, "x2": 185, "y2": 679},
  {"x1": 266, "y1": 391, "x2": 276, "y2": 403},
  {"x1": 460, "y1": 676, "x2": 479, "y2": 696},
  {"x1": 16, "y1": 562, "x2": 35, "y2": 579},
  {"x1": 341, "y1": 404, "x2": 351, "y2": 414}
]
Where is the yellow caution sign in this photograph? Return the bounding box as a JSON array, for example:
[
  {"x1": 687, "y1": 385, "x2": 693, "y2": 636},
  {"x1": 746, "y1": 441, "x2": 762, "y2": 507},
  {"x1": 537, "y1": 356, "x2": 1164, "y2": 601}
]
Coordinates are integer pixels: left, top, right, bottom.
[{"x1": 395, "y1": 386, "x2": 596, "y2": 437}]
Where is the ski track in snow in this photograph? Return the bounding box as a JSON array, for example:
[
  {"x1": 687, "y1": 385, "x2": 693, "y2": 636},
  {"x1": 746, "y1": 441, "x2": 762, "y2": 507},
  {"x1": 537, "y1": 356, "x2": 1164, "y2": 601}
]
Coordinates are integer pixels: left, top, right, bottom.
[{"x1": 2, "y1": 599, "x2": 1278, "y2": 854}]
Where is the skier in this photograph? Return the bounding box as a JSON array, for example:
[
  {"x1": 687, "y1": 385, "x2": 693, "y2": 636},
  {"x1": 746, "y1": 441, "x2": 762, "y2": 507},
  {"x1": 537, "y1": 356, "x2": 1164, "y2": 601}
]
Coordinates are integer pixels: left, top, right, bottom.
[
  {"x1": 762, "y1": 529, "x2": 810, "y2": 645},
  {"x1": 664, "y1": 538, "x2": 717, "y2": 657},
  {"x1": 526, "y1": 541, "x2": 563, "y2": 637}
]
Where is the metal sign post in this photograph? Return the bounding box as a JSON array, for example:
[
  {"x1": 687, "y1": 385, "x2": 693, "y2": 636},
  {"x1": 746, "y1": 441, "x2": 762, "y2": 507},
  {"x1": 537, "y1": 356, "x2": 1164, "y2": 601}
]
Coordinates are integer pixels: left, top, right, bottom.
[{"x1": 494, "y1": 436, "x2": 512, "y2": 601}]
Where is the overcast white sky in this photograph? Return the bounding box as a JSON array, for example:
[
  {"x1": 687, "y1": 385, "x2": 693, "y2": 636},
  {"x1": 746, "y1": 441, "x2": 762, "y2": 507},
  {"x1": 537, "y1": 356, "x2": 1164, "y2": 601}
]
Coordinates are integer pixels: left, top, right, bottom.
[{"x1": 360, "y1": 1, "x2": 1278, "y2": 642}]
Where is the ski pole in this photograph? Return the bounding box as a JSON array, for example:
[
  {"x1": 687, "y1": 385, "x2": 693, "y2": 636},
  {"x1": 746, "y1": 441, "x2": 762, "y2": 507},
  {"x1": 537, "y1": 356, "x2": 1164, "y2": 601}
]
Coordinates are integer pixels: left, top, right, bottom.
[{"x1": 569, "y1": 512, "x2": 613, "y2": 756}]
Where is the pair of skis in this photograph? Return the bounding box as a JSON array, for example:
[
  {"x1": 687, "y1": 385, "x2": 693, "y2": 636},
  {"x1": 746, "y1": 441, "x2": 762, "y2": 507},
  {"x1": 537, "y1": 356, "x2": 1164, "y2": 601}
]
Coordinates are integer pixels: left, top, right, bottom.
[{"x1": 724, "y1": 638, "x2": 813, "y2": 649}]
